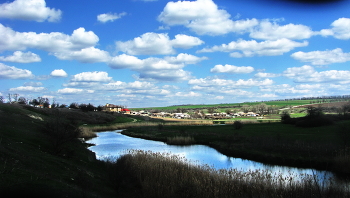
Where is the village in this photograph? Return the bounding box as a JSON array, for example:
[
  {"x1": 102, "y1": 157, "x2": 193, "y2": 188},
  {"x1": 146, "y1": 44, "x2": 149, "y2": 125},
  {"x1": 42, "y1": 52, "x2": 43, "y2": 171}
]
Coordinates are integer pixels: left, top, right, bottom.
[{"x1": 104, "y1": 103, "x2": 262, "y2": 120}]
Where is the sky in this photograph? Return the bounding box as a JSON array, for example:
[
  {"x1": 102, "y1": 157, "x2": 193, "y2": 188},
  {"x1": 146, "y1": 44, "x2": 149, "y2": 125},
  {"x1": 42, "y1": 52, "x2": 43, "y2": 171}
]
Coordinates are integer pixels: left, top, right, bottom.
[{"x1": 0, "y1": 0, "x2": 350, "y2": 108}]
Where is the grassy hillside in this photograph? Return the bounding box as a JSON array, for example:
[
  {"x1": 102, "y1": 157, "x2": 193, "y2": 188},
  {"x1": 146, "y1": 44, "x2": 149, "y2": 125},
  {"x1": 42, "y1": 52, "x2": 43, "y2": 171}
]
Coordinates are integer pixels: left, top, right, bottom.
[{"x1": 0, "y1": 103, "x2": 121, "y2": 197}]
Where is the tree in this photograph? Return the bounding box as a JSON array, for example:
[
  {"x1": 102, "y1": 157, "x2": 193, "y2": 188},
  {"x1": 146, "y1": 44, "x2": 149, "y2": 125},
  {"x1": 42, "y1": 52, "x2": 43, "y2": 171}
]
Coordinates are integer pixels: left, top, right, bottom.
[
  {"x1": 18, "y1": 97, "x2": 27, "y2": 104},
  {"x1": 207, "y1": 107, "x2": 215, "y2": 114},
  {"x1": 257, "y1": 103, "x2": 268, "y2": 115},
  {"x1": 241, "y1": 105, "x2": 250, "y2": 113},
  {"x1": 69, "y1": 102, "x2": 79, "y2": 109},
  {"x1": 0, "y1": 96, "x2": 4, "y2": 103},
  {"x1": 30, "y1": 99, "x2": 40, "y2": 107}
]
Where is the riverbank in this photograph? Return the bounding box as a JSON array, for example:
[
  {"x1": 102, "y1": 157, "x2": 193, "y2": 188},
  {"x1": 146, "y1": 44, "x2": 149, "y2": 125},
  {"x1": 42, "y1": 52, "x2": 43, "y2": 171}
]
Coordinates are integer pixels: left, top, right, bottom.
[
  {"x1": 2, "y1": 103, "x2": 349, "y2": 197},
  {"x1": 122, "y1": 121, "x2": 350, "y2": 175}
]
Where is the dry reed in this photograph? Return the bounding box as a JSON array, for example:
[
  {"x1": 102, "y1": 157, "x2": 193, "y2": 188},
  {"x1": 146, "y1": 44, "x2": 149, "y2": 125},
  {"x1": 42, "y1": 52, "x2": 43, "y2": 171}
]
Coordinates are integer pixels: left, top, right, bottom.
[{"x1": 109, "y1": 150, "x2": 350, "y2": 198}]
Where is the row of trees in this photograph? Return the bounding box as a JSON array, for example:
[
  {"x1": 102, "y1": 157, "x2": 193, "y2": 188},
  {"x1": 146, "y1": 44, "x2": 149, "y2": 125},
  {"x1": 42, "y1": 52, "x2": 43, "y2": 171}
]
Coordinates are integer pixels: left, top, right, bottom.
[{"x1": 0, "y1": 93, "x2": 106, "y2": 112}]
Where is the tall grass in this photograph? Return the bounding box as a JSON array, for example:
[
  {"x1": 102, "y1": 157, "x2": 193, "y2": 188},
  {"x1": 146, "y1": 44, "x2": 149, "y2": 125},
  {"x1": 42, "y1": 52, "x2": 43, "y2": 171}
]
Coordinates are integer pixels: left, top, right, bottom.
[{"x1": 107, "y1": 150, "x2": 349, "y2": 198}]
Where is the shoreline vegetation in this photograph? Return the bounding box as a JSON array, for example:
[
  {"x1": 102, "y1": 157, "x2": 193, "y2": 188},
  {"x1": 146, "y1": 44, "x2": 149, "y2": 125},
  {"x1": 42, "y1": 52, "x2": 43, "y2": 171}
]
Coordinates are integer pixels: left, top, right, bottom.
[{"x1": 2, "y1": 102, "x2": 350, "y2": 197}]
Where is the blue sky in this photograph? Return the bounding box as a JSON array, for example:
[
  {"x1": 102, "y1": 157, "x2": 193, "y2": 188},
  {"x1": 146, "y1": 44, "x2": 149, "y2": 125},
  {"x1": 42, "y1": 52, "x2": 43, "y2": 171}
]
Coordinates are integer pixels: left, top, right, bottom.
[{"x1": 0, "y1": 0, "x2": 350, "y2": 108}]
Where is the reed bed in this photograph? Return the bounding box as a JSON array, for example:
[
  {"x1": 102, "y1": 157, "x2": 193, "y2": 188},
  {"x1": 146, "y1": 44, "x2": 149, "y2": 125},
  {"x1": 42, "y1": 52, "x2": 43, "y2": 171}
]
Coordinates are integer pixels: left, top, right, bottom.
[{"x1": 107, "y1": 150, "x2": 350, "y2": 198}]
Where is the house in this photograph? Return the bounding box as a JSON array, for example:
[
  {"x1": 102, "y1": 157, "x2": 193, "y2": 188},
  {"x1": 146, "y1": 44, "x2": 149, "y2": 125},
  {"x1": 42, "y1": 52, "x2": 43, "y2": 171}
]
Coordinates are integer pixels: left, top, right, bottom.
[
  {"x1": 104, "y1": 103, "x2": 122, "y2": 112},
  {"x1": 122, "y1": 108, "x2": 131, "y2": 114}
]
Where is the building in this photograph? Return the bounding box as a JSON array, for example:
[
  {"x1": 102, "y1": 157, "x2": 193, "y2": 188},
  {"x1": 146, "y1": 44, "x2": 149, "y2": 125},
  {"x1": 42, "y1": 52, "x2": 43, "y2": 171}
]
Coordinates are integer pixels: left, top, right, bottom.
[{"x1": 104, "y1": 103, "x2": 122, "y2": 112}]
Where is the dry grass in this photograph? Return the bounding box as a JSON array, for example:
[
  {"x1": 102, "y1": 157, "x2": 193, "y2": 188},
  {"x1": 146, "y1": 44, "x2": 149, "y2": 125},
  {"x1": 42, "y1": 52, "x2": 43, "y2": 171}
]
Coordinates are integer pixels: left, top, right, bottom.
[{"x1": 108, "y1": 150, "x2": 350, "y2": 198}]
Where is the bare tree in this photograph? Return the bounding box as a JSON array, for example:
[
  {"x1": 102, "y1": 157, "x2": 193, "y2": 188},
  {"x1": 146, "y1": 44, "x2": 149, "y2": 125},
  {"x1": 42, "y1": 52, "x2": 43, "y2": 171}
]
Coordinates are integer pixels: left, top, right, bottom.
[
  {"x1": 0, "y1": 96, "x2": 4, "y2": 103},
  {"x1": 7, "y1": 93, "x2": 12, "y2": 103}
]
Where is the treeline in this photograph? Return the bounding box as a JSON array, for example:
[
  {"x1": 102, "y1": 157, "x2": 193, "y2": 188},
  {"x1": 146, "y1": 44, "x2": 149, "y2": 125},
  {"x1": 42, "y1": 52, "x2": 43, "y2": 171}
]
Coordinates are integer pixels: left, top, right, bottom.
[{"x1": 0, "y1": 93, "x2": 106, "y2": 112}]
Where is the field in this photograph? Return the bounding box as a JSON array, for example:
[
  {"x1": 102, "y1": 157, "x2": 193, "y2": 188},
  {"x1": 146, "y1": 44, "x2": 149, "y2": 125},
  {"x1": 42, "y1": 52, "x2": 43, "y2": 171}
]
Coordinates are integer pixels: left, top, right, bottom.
[{"x1": 130, "y1": 99, "x2": 333, "y2": 111}]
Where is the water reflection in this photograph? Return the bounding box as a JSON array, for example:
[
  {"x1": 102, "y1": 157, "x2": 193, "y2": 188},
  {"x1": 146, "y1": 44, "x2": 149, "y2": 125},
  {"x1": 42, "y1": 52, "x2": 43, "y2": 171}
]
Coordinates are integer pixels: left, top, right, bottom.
[{"x1": 87, "y1": 130, "x2": 334, "y2": 183}]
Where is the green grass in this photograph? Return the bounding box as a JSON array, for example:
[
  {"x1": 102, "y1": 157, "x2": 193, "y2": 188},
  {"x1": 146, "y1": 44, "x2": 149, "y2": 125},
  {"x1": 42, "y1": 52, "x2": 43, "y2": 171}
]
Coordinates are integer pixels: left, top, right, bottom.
[
  {"x1": 123, "y1": 120, "x2": 350, "y2": 172},
  {"x1": 130, "y1": 99, "x2": 331, "y2": 111}
]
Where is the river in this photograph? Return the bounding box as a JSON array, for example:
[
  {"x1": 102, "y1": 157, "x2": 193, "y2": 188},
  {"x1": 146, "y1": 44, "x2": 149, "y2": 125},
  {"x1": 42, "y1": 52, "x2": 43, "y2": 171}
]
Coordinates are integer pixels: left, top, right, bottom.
[{"x1": 86, "y1": 130, "x2": 344, "y2": 184}]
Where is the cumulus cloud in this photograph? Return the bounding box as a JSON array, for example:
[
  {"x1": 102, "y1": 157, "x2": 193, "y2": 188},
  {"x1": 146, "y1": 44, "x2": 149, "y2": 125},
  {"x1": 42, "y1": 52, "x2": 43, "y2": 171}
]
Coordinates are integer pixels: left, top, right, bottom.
[
  {"x1": 198, "y1": 39, "x2": 308, "y2": 57},
  {"x1": 9, "y1": 86, "x2": 46, "y2": 92},
  {"x1": 71, "y1": 71, "x2": 113, "y2": 82},
  {"x1": 57, "y1": 88, "x2": 94, "y2": 94},
  {"x1": 0, "y1": 25, "x2": 101, "y2": 63},
  {"x1": 210, "y1": 64, "x2": 254, "y2": 74},
  {"x1": 97, "y1": 12, "x2": 126, "y2": 23},
  {"x1": 0, "y1": 0, "x2": 62, "y2": 22},
  {"x1": 318, "y1": 18, "x2": 350, "y2": 40},
  {"x1": 254, "y1": 72, "x2": 280, "y2": 78},
  {"x1": 189, "y1": 77, "x2": 273, "y2": 89},
  {"x1": 50, "y1": 69, "x2": 67, "y2": 77},
  {"x1": 53, "y1": 47, "x2": 110, "y2": 63},
  {"x1": 250, "y1": 20, "x2": 313, "y2": 40},
  {"x1": 158, "y1": 0, "x2": 258, "y2": 35},
  {"x1": 116, "y1": 32, "x2": 203, "y2": 55},
  {"x1": 175, "y1": 91, "x2": 201, "y2": 97},
  {"x1": 171, "y1": 34, "x2": 204, "y2": 49},
  {"x1": 109, "y1": 53, "x2": 206, "y2": 81},
  {"x1": 283, "y1": 65, "x2": 350, "y2": 83},
  {"x1": 0, "y1": 63, "x2": 34, "y2": 79},
  {"x1": 0, "y1": 51, "x2": 41, "y2": 63},
  {"x1": 291, "y1": 48, "x2": 350, "y2": 65}
]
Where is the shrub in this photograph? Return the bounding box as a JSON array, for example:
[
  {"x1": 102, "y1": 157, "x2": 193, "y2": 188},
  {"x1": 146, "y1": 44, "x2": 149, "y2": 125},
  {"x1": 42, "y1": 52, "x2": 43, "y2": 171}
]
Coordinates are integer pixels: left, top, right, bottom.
[
  {"x1": 233, "y1": 121, "x2": 243, "y2": 130},
  {"x1": 281, "y1": 111, "x2": 291, "y2": 124}
]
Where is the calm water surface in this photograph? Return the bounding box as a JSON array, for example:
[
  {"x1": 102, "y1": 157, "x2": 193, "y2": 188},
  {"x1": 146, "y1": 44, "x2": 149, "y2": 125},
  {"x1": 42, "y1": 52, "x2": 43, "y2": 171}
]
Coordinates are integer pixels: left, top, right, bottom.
[{"x1": 87, "y1": 130, "x2": 337, "y2": 182}]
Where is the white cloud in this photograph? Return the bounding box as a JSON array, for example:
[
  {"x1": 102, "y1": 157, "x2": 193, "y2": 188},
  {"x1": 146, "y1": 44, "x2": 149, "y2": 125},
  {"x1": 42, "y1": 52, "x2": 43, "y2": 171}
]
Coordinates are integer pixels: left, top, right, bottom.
[
  {"x1": 158, "y1": 0, "x2": 258, "y2": 35},
  {"x1": 9, "y1": 86, "x2": 46, "y2": 92},
  {"x1": 318, "y1": 18, "x2": 350, "y2": 40},
  {"x1": 189, "y1": 77, "x2": 273, "y2": 89},
  {"x1": 175, "y1": 91, "x2": 201, "y2": 97},
  {"x1": 0, "y1": 63, "x2": 34, "y2": 79},
  {"x1": 97, "y1": 12, "x2": 126, "y2": 23},
  {"x1": 0, "y1": 51, "x2": 41, "y2": 63},
  {"x1": 0, "y1": 25, "x2": 100, "y2": 58},
  {"x1": 71, "y1": 71, "x2": 112, "y2": 82},
  {"x1": 210, "y1": 64, "x2": 254, "y2": 74},
  {"x1": 139, "y1": 69, "x2": 192, "y2": 81},
  {"x1": 57, "y1": 88, "x2": 94, "y2": 94},
  {"x1": 116, "y1": 32, "x2": 203, "y2": 55},
  {"x1": 283, "y1": 65, "x2": 350, "y2": 83},
  {"x1": 164, "y1": 53, "x2": 208, "y2": 64},
  {"x1": 198, "y1": 38, "x2": 308, "y2": 57},
  {"x1": 50, "y1": 69, "x2": 67, "y2": 77},
  {"x1": 291, "y1": 48, "x2": 350, "y2": 65},
  {"x1": 254, "y1": 72, "x2": 280, "y2": 78},
  {"x1": 250, "y1": 20, "x2": 313, "y2": 40},
  {"x1": 109, "y1": 53, "x2": 206, "y2": 81},
  {"x1": 108, "y1": 54, "x2": 144, "y2": 69},
  {"x1": 0, "y1": 0, "x2": 62, "y2": 22},
  {"x1": 171, "y1": 34, "x2": 204, "y2": 49},
  {"x1": 53, "y1": 47, "x2": 110, "y2": 63}
]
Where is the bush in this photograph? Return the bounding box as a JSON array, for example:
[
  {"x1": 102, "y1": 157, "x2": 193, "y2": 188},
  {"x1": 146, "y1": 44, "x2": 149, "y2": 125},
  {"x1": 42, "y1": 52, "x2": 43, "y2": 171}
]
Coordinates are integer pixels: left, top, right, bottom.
[
  {"x1": 281, "y1": 111, "x2": 291, "y2": 124},
  {"x1": 233, "y1": 121, "x2": 243, "y2": 130}
]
